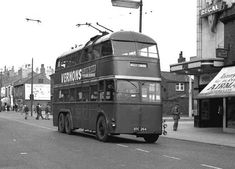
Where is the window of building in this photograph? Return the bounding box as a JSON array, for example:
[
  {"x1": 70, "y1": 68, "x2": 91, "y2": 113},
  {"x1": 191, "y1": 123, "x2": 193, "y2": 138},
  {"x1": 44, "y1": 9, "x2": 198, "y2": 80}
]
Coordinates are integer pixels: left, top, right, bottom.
[
  {"x1": 38, "y1": 78, "x2": 44, "y2": 83},
  {"x1": 176, "y1": 83, "x2": 185, "y2": 91}
]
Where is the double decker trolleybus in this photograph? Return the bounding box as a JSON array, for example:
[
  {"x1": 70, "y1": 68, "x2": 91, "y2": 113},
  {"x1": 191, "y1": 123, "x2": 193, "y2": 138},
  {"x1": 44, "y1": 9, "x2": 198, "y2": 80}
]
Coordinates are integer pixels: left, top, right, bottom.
[{"x1": 51, "y1": 30, "x2": 162, "y2": 143}]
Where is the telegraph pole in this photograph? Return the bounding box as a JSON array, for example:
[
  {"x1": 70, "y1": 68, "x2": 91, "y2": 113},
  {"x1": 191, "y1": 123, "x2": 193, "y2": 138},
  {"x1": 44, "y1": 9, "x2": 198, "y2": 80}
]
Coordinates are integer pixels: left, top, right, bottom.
[{"x1": 30, "y1": 58, "x2": 34, "y2": 116}]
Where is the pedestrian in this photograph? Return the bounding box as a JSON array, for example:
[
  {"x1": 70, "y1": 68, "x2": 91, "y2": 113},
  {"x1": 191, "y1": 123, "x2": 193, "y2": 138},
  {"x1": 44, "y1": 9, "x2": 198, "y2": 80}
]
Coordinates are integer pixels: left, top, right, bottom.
[
  {"x1": 171, "y1": 104, "x2": 181, "y2": 131},
  {"x1": 23, "y1": 104, "x2": 29, "y2": 120},
  {"x1": 14, "y1": 103, "x2": 18, "y2": 112},
  {"x1": 36, "y1": 103, "x2": 44, "y2": 120},
  {"x1": 45, "y1": 103, "x2": 50, "y2": 120}
]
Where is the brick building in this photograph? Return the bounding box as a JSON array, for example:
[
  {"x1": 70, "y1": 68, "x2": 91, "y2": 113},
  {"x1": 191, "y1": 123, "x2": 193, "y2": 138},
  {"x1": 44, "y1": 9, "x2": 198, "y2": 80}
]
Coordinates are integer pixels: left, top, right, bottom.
[
  {"x1": 161, "y1": 71, "x2": 193, "y2": 116},
  {"x1": 14, "y1": 65, "x2": 50, "y2": 110}
]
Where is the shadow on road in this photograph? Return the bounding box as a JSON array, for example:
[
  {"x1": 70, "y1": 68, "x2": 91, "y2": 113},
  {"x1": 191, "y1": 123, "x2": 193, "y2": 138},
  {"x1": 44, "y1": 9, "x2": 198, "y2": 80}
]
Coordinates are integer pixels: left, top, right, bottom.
[{"x1": 64, "y1": 130, "x2": 146, "y2": 144}]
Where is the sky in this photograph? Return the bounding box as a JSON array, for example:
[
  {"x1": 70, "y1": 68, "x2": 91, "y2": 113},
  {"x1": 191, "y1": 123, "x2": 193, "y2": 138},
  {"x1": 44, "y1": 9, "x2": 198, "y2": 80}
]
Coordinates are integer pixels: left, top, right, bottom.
[{"x1": 0, "y1": 0, "x2": 197, "y2": 71}]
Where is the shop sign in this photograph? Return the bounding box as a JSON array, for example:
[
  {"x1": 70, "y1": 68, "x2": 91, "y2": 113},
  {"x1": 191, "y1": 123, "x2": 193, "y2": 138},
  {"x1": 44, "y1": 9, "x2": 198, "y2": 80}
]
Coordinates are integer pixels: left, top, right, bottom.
[
  {"x1": 200, "y1": 1, "x2": 224, "y2": 18},
  {"x1": 200, "y1": 73, "x2": 217, "y2": 85},
  {"x1": 216, "y1": 48, "x2": 228, "y2": 58},
  {"x1": 198, "y1": 66, "x2": 235, "y2": 98}
]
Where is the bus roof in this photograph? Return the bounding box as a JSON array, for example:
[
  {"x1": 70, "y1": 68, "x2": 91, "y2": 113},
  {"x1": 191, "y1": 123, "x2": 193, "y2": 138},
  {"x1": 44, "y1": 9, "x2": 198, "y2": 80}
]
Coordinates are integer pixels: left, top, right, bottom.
[
  {"x1": 58, "y1": 31, "x2": 156, "y2": 59},
  {"x1": 95, "y1": 31, "x2": 156, "y2": 44}
]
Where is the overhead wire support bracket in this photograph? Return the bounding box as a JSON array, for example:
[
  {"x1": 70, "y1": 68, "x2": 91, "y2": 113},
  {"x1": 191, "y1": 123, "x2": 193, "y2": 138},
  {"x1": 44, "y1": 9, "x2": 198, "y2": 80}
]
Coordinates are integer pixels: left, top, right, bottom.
[{"x1": 25, "y1": 18, "x2": 41, "y2": 23}]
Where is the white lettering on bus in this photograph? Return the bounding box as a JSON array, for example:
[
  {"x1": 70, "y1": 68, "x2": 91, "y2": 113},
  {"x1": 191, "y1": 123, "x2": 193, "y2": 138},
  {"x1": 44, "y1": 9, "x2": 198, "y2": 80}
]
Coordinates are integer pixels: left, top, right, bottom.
[
  {"x1": 61, "y1": 65, "x2": 96, "y2": 83},
  {"x1": 61, "y1": 69, "x2": 82, "y2": 83}
]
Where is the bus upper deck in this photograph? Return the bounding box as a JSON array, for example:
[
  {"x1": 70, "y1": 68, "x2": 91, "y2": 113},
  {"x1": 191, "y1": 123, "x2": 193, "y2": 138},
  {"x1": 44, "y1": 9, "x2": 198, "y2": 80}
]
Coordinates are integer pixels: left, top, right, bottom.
[{"x1": 54, "y1": 31, "x2": 161, "y2": 86}]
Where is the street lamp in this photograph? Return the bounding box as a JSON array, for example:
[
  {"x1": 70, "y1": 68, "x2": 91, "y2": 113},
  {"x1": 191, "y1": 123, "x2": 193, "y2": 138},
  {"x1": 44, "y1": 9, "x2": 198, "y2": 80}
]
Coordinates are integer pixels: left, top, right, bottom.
[
  {"x1": 26, "y1": 17, "x2": 41, "y2": 116},
  {"x1": 111, "y1": 0, "x2": 143, "y2": 33},
  {"x1": 0, "y1": 69, "x2": 2, "y2": 112}
]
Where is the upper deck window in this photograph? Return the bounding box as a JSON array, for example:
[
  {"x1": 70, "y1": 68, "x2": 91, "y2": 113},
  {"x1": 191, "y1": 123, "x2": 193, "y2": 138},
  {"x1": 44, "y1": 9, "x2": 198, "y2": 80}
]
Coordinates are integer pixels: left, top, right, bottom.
[
  {"x1": 112, "y1": 41, "x2": 159, "y2": 58},
  {"x1": 101, "y1": 41, "x2": 112, "y2": 57}
]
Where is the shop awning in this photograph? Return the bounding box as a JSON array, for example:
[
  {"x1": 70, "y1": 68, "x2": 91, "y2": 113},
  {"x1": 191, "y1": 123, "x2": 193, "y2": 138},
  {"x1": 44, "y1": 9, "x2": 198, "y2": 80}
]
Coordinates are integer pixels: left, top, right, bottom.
[{"x1": 197, "y1": 66, "x2": 235, "y2": 99}]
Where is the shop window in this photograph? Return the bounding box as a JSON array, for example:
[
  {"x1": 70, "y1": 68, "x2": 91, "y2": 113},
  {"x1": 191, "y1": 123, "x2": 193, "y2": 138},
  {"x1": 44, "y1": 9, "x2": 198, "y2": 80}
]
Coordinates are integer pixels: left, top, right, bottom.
[
  {"x1": 227, "y1": 97, "x2": 235, "y2": 129},
  {"x1": 176, "y1": 83, "x2": 184, "y2": 91}
]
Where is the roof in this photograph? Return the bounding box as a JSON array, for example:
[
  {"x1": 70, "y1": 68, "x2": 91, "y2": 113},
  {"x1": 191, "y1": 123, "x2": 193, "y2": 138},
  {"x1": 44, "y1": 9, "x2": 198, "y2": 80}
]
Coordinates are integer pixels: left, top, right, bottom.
[
  {"x1": 57, "y1": 31, "x2": 157, "y2": 59},
  {"x1": 13, "y1": 73, "x2": 49, "y2": 86},
  {"x1": 95, "y1": 31, "x2": 156, "y2": 44},
  {"x1": 161, "y1": 71, "x2": 191, "y2": 82}
]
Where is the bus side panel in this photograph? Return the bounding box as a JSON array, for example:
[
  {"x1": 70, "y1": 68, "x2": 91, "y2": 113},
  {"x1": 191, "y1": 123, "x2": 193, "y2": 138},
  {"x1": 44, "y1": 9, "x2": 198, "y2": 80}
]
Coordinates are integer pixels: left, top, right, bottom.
[
  {"x1": 141, "y1": 104, "x2": 162, "y2": 134},
  {"x1": 114, "y1": 104, "x2": 162, "y2": 134},
  {"x1": 52, "y1": 103, "x2": 58, "y2": 127},
  {"x1": 115, "y1": 104, "x2": 140, "y2": 133},
  {"x1": 88, "y1": 103, "x2": 99, "y2": 130}
]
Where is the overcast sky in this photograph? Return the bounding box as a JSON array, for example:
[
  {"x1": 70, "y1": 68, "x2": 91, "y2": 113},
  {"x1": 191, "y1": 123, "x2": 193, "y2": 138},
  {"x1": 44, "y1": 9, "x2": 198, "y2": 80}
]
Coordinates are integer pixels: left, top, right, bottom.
[{"x1": 0, "y1": 0, "x2": 196, "y2": 71}]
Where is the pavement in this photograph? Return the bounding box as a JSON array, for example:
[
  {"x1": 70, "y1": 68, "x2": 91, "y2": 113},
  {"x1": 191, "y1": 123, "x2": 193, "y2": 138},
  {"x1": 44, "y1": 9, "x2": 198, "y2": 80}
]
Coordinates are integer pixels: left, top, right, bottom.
[
  {"x1": 0, "y1": 111, "x2": 235, "y2": 148},
  {"x1": 163, "y1": 117, "x2": 235, "y2": 148}
]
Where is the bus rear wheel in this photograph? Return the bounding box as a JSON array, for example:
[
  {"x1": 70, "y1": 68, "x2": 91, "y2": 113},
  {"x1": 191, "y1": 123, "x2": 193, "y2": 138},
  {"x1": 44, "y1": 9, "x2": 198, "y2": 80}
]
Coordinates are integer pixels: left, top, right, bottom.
[
  {"x1": 65, "y1": 114, "x2": 73, "y2": 135},
  {"x1": 96, "y1": 116, "x2": 109, "y2": 142},
  {"x1": 143, "y1": 134, "x2": 159, "y2": 143},
  {"x1": 58, "y1": 113, "x2": 65, "y2": 133}
]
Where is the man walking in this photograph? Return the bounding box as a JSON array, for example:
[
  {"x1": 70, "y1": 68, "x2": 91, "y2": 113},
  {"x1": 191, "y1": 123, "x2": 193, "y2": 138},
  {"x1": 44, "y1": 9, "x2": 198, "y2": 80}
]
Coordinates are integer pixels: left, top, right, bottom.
[
  {"x1": 36, "y1": 103, "x2": 44, "y2": 120},
  {"x1": 45, "y1": 103, "x2": 50, "y2": 120},
  {"x1": 171, "y1": 104, "x2": 181, "y2": 131},
  {"x1": 23, "y1": 104, "x2": 29, "y2": 120}
]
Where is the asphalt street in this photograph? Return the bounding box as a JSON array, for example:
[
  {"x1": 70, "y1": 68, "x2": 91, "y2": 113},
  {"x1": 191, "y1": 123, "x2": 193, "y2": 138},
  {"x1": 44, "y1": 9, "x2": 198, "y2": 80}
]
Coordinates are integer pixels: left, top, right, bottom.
[{"x1": 0, "y1": 112, "x2": 234, "y2": 169}]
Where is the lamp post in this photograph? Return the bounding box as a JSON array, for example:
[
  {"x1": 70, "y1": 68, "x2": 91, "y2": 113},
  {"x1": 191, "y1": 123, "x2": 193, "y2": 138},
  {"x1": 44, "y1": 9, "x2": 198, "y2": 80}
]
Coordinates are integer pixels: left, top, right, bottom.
[
  {"x1": 30, "y1": 58, "x2": 34, "y2": 116},
  {"x1": 0, "y1": 69, "x2": 2, "y2": 112},
  {"x1": 188, "y1": 75, "x2": 193, "y2": 118},
  {"x1": 26, "y1": 17, "x2": 41, "y2": 116},
  {"x1": 111, "y1": 0, "x2": 143, "y2": 33}
]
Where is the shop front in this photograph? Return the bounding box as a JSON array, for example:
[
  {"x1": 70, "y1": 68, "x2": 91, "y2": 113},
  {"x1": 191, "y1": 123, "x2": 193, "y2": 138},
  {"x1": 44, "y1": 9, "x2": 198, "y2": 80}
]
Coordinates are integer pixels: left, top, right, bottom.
[{"x1": 197, "y1": 66, "x2": 235, "y2": 133}]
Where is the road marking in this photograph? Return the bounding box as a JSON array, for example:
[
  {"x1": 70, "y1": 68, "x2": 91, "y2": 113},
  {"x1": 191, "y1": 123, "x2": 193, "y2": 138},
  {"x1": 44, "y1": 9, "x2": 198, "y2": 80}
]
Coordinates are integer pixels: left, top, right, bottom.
[
  {"x1": 162, "y1": 155, "x2": 181, "y2": 160},
  {"x1": 0, "y1": 116, "x2": 56, "y2": 131},
  {"x1": 116, "y1": 144, "x2": 128, "y2": 148},
  {"x1": 20, "y1": 152, "x2": 28, "y2": 155},
  {"x1": 135, "y1": 148, "x2": 150, "y2": 153},
  {"x1": 201, "y1": 164, "x2": 223, "y2": 169}
]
